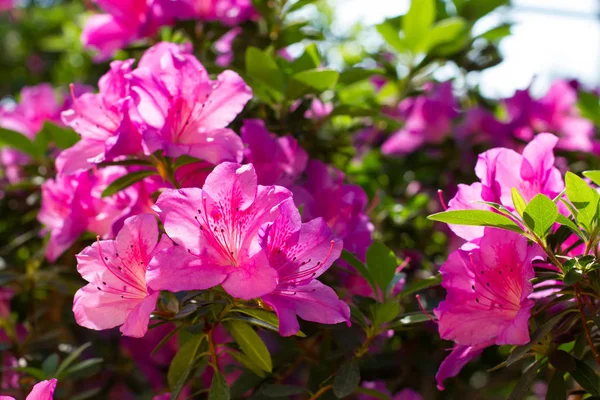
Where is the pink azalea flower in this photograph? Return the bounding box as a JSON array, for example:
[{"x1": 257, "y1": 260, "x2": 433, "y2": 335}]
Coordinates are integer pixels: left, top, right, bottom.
[
  {"x1": 130, "y1": 42, "x2": 250, "y2": 164},
  {"x1": 0, "y1": 378, "x2": 57, "y2": 400},
  {"x1": 433, "y1": 228, "x2": 544, "y2": 389},
  {"x1": 148, "y1": 162, "x2": 292, "y2": 299},
  {"x1": 38, "y1": 167, "x2": 140, "y2": 261},
  {"x1": 304, "y1": 98, "x2": 333, "y2": 120},
  {"x1": 81, "y1": 0, "x2": 177, "y2": 60},
  {"x1": 260, "y1": 200, "x2": 349, "y2": 336},
  {"x1": 435, "y1": 344, "x2": 487, "y2": 391},
  {"x1": 58, "y1": 60, "x2": 143, "y2": 175},
  {"x1": 73, "y1": 214, "x2": 172, "y2": 338},
  {"x1": 195, "y1": 0, "x2": 258, "y2": 26},
  {"x1": 297, "y1": 160, "x2": 373, "y2": 260},
  {"x1": 241, "y1": 119, "x2": 308, "y2": 186},
  {"x1": 446, "y1": 133, "x2": 564, "y2": 241},
  {"x1": 0, "y1": 0, "x2": 13, "y2": 12},
  {"x1": 214, "y1": 27, "x2": 242, "y2": 67},
  {"x1": 505, "y1": 80, "x2": 597, "y2": 153},
  {"x1": 0, "y1": 84, "x2": 63, "y2": 183},
  {"x1": 382, "y1": 81, "x2": 458, "y2": 155}
]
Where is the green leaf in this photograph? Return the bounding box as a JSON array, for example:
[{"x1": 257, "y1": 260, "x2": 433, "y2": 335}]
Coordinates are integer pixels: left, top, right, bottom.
[
  {"x1": 578, "y1": 91, "x2": 600, "y2": 125},
  {"x1": 208, "y1": 372, "x2": 230, "y2": 400},
  {"x1": 523, "y1": 194, "x2": 559, "y2": 238},
  {"x1": 458, "y1": 0, "x2": 507, "y2": 20},
  {"x1": 288, "y1": 43, "x2": 320, "y2": 74},
  {"x1": 63, "y1": 358, "x2": 103, "y2": 377},
  {"x1": 168, "y1": 333, "x2": 206, "y2": 397},
  {"x1": 55, "y1": 342, "x2": 92, "y2": 378},
  {"x1": 563, "y1": 269, "x2": 583, "y2": 286},
  {"x1": 423, "y1": 17, "x2": 466, "y2": 53},
  {"x1": 223, "y1": 348, "x2": 266, "y2": 378},
  {"x1": 230, "y1": 308, "x2": 306, "y2": 337},
  {"x1": 565, "y1": 171, "x2": 599, "y2": 230},
  {"x1": 261, "y1": 384, "x2": 305, "y2": 397},
  {"x1": 403, "y1": 0, "x2": 435, "y2": 51},
  {"x1": 398, "y1": 274, "x2": 442, "y2": 297},
  {"x1": 366, "y1": 242, "x2": 398, "y2": 294},
  {"x1": 507, "y1": 360, "x2": 539, "y2": 400},
  {"x1": 372, "y1": 301, "x2": 400, "y2": 326},
  {"x1": 341, "y1": 250, "x2": 378, "y2": 296},
  {"x1": 225, "y1": 320, "x2": 272, "y2": 372},
  {"x1": 388, "y1": 311, "x2": 431, "y2": 328},
  {"x1": 0, "y1": 127, "x2": 41, "y2": 158},
  {"x1": 338, "y1": 68, "x2": 385, "y2": 85},
  {"x1": 14, "y1": 367, "x2": 47, "y2": 380},
  {"x1": 478, "y1": 23, "x2": 512, "y2": 42},
  {"x1": 571, "y1": 358, "x2": 600, "y2": 396},
  {"x1": 245, "y1": 47, "x2": 285, "y2": 100},
  {"x1": 584, "y1": 171, "x2": 600, "y2": 186},
  {"x1": 333, "y1": 358, "x2": 360, "y2": 398},
  {"x1": 101, "y1": 170, "x2": 158, "y2": 197},
  {"x1": 507, "y1": 312, "x2": 568, "y2": 366},
  {"x1": 42, "y1": 354, "x2": 59, "y2": 377},
  {"x1": 546, "y1": 371, "x2": 566, "y2": 400},
  {"x1": 555, "y1": 214, "x2": 582, "y2": 237},
  {"x1": 286, "y1": 0, "x2": 318, "y2": 13},
  {"x1": 40, "y1": 121, "x2": 80, "y2": 149},
  {"x1": 286, "y1": 69, "x2": 339, "y2": 99},
  {"x1": 375, "y1": 22, "x2": 405, "y2": 53},
  {"x1": 512, "y1": 188, "x2": 527, "y2": 217},
  {"x1": 428, "y1": 210, "x2": 523, "y2": 234}
]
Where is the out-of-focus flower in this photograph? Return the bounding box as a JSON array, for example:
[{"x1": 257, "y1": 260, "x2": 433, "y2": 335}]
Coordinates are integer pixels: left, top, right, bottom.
[
  {"x1": 505, "y1": 80, "x2": 597, "y2": 153},
  {"x1": 261, "y1": 200, "x2": 349, "y2": 336},
  {"x1": 304, "y1": 98, "x2": 333, "y2": 120},
  {"x1": 0, "y1": 84, "x2": 63, "y2": 182},
  {"x1": 148, "y1": 163, "x2": 291, "y2": 299},
  {"x1": 446, "y1": 133, "x2": 564, "y2": 241},
  {"x1": 241, "y1": 119, "x2": 308, "y2": 186},
  {"x1": 0, "y1": 378, "x2": 58, "y2": 400},
  {"x1": 434, "y1": 228, "x2": 544, "y2": 389},
  {"x1": 297, "y1": 160, "x2": 373, "y2": 260},
  {"x1": 382, "y1": 81, "x2": 458, "y2": 155},
  {"x1": 73, "y1": 214, "x2": 172, "y2": 337},
  {"x1": 195, "y1": 0, "x2": 257, "y2": 26},
  {"x1": 215, "y1": 27, "x2": 242, "y2": 67},
  {"x1": 38, "y1": 166, "x2": 140, "y2": 261},
  {"x1": 131, "y1": 42, "x2": 249, "y2": 164}
]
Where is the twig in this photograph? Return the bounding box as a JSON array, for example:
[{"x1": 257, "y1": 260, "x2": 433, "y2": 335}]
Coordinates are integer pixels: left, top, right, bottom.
[
  {"x1": 575, "y1": 284, "x2": 600, "y2": 364},
  {"x1": 308, "y1": 384, "x2": 333, "y2": 400}
]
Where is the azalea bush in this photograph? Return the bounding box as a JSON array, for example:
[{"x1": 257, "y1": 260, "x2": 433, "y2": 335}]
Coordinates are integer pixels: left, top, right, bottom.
[{"x1": 2, "y1": 0, "x2": 600, "y2": 399}]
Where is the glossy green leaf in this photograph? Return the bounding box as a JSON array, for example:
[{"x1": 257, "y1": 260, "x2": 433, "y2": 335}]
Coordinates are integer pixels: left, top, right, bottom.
[
  {"x1": 208, "y1": 372, "x2": 230, "y2": 400},
  {"x1": 101, "y1": 169, "x2": 158, "y2": 198},
  {"x1": 423, "y1": 17, "x2": 466, "y2": 53},
  {"x1": 245, "y1": 47, "x2": 285, "y2": 98},
  {"x1": 288, "y1": 43, "x2": 320, "y2": 74},
  {"x1": 583, "y1": 170, "x2": 600, "y2": 186},
  {"x1": 372, "y1": 301, "x2": 400, "y2": 326},
  {"x1": 507, "y1": 360, "x2": 539, "y2": 400},
  {"x1": 341, "y1": 250, "x2": 378, "y2": 296},
  {"x1": 546, "y1": 371, "x2": 567, "y2": 400},
  {"x1": 366, "y1": 242, "x2": 398, "y2": 294},
  {"x1": 0, "y1": 127, "x2": 41, "y2": 158},
  {"x1": 428, "y1": 210, "x2": 523, "y2": 233},
  {"x1": 333, "y1": 358, "x2": 360, "y2": 398},
  {"x1": 286, "y1": 69, "x2": 339, "y2": 99},
  {"x1": 398, "y1": 274, "x2": 442, "y2": 297},
  {"x1": 168, "y1": 334, "x2": 206, "y2": 397},
  {"x1": 523, "y1": 194, "x2": 558, "y2": 238},
  {"x1": 42, "y1": 354, "x2": 59, "y2": 377},
  {"x1": 571, "y1": 358, "x2": 600, "y2": 396},
  {"x1": 512, "y1": 188, "x2": 527, "y2": 217},
  {"x1": 286, "y1": 0, "x2": 318, "y2": 13},
  {"x1": 224, "y1": 348, "x2": 266, "y2": 378},
  {"x1": 403, "y1": 0, "x2": 435, "y2": 51},
  {"x1": 507, "y1": 312, "x2": 568, "y2": 366},
  {"x1": 565, "y1": 171, "x2": 599, "y2": 230},
  {"x1": 375, "y1": 22, "x2": 405, "y2": 53},
  {"x1": 225, "y1": 320, "x2": 272, "y2": 372},
  {"x1": 55, "y1": 342, "x2": 92, "y2": 378}
]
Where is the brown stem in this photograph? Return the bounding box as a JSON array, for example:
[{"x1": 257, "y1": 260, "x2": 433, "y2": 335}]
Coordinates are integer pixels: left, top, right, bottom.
[
  {"x1": 308, "y1": 384, "x2": 333, "y2": 400},
  {"x1": 575, "y1": 284, "x2": 600, "y2": 365},
  {"x1": 207, "y1": 327, "x2": 220, "y2": 372}
]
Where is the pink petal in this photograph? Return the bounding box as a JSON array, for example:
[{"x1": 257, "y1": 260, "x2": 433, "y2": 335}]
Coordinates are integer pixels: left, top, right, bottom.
[
  {"x1": 81, "y1": 14, "x2": 137, "y2": 61},
  {"x1": 25, "y1": 378, "x2": 58, "y2": 400},
  {"x1": 192, "y1": 70, "x2": 252, "y2": 130},
  {"x1": 146, "y1": 246, "x2": 228, "y2": 292},
  {"x1": 435, "y1": 344, "x2": 487, "y2": 390},
  {"x1": 72, "y1": 284, "x2": 139, "y2": 331},
  {"x1": 221, "y1": 252, "x2": 278, "y2": 300},
  {"x1": 120, "y1": 291, "x2": 159, "y2": 337}
]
